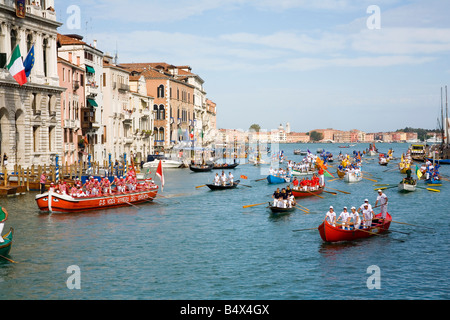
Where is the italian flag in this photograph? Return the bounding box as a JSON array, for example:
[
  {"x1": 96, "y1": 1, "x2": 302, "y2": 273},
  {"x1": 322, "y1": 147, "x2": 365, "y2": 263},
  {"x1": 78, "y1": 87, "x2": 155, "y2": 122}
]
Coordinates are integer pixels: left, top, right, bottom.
[{"x1": 7, "y1": 45, "x2": 27, "y2": 86}]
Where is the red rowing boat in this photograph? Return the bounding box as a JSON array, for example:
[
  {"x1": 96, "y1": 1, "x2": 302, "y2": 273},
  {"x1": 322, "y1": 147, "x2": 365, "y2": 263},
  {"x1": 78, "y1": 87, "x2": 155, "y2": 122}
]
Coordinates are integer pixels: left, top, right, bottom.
[
  {"x1": 35, "y1": 186, "x2": 159, "y2": 213},
  {"x1": 318, "y1": 213, "x2": 392, "y2": 243},
  {"x1": 292, "y1": 187, "x2": 324, "y2": 198}
]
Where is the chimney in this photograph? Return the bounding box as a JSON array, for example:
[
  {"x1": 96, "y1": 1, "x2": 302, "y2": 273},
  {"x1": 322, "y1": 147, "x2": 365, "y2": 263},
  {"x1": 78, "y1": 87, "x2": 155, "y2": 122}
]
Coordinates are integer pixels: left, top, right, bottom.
[
  {"x1": 77, "y1": 56, "x2": 80, "y2": 66},
  {"x1": 68, "y1": 52, "x2": 73, "y2": 63},
  {"x1": 93, "y1": 40, "x2": 97, "y2": 48}
]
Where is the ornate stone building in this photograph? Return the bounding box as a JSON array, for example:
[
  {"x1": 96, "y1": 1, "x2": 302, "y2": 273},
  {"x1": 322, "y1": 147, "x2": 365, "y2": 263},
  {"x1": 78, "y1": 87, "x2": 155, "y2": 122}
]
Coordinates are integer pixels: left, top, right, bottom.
[{"x1": 0, "y1": 0, "x2": 63, "y2": 169}]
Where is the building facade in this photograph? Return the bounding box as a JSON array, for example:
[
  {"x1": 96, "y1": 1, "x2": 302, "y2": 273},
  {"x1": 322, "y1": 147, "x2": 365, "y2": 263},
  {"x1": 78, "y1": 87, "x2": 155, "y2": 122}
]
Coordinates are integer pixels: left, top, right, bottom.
[
  {"x1": 57, "y1": 33, "x2": 105, "y2": 164},
  {"x1": 57, "y1": 56, "x2": 85, "y2": 165},
  {"x1": 0, "y1": 0, "x2": 64, "y2": 169}
]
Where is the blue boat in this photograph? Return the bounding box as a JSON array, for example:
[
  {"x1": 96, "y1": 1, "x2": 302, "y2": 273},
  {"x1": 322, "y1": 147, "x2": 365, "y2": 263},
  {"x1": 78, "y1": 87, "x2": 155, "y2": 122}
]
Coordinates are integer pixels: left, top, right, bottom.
[
  {"x1": 267, "y1": 175, "x2": 287, "y2": 184},
  {"x1": 427, "y1": 158, "x2": 450, "y2": 165}
]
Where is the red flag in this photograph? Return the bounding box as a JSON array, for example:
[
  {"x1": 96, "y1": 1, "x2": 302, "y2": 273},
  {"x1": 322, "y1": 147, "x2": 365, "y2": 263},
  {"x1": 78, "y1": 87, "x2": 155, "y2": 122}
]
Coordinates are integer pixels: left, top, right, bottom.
[
  {"x1": 240, "y1": 175, "x2": 248, "y2": 180},
  {"x1": 156, "y1": 160, "x2": 164, "y2": 191}
]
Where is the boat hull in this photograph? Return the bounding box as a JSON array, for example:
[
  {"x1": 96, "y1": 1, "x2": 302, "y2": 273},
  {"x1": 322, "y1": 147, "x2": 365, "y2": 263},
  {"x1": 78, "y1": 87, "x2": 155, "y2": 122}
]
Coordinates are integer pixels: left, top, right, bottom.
[
  {"x1": 212, "y1": 163, "x2": 239, "y2": 170},
  {"x1": 0, "y1": 228, "x2": 14, "y2": 256},
  {"x1": 206, "y1": 180, "x2": 240, "y2": 190},
  {"x1": 427, "y1": 158, "x2": 450, "y2": 165},
  {"x1": 318, "y1": 213, "x2": 392, "y2": 243},
  {"x1": 35, "y1": 187, "x2": 158, "y2": 213},
  {"x1": 143, "y1": 160, "x2": 183, "y2": 168},
  {"x1": 269, "y1": 205, "x2": 295, "y2": 215},
  {"x1": 398, "y1": 182, "x2": 416, "y2": 192},
  {"x1": 292, "y1": 187, "x2": 324, "y2": 198},
  {"x1": 267, "y1": 175, "x2": 287, "y2": 184},
  {"x1": 189, "y1": 164, "x2": 214, "y2": 172},
  {"x1": 344, "y1": 173, "x2": 362, "y2": 183}
]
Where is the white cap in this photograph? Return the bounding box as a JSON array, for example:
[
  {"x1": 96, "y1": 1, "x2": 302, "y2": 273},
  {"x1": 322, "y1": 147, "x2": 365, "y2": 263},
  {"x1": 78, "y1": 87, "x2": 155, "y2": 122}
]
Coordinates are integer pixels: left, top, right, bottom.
[
  {"x1": 351, "y1": 206, "x2": 356, "y2": 210},
  {"x1": 364, "y1": 199, "x2": 369, "y2": 202},
  {"x1": 378, "y1": 189, "x2": 382, "y2": 193},
  {"x1": 330, "y1": 206, "x2": 334, "y2": 209}
]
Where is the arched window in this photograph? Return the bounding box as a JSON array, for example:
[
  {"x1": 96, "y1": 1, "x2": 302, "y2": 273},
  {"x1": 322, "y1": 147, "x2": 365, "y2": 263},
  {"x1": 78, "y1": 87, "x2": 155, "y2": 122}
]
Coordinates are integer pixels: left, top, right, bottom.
[
  {"x1": 153, "y1": 105, "x2": 159, "y2": 120},
  {"x1": 157, "y1": 85, "x2": 165, "y2": 98},
  {"x1": 159, "y1": 105, "x2": 165, "y2": 120},
  {"x1": 159, "y1": 127, "x2": 165, "y2": 141}
]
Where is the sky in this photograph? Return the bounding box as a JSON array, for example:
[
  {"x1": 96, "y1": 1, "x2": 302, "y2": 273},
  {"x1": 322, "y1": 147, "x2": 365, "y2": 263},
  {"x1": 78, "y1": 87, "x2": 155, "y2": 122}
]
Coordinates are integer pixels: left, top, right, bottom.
[{"x1": 55, "y1": 0, "x2": 450, "y2": 133}]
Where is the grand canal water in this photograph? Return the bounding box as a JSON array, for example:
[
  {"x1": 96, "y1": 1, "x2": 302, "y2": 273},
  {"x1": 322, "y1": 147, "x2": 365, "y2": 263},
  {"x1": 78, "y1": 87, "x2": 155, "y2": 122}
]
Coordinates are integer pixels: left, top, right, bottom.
[{"x1": 0, "y1": 143, "x2": 449, "y2": 300}]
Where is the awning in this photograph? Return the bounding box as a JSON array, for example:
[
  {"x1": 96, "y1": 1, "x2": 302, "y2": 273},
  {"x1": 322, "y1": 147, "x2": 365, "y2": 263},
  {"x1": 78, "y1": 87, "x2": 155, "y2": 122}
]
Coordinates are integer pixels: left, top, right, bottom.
[
  {"x1": 86, "y1": 65, "x2": 95, "y2": 74},
  {"x1": 87, "y1": 99, "x2": 98, "y2": 107}
]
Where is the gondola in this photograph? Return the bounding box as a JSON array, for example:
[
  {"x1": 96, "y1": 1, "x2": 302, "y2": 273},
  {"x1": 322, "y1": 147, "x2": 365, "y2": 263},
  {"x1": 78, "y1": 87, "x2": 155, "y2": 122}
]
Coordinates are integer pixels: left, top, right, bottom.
[
  {"x1": 336, "y1": 168, "x2": 346, "y2": 179},
  {"x1": 212, "y1": 163, "x2": 239, "y2": 170},
  {"x1": 318, "y1": 213, "x2": 392, "y2": 243},
  {"x1": 206, "y1": 180, "x2": 240, "y2": 191},
  {"x1": 0, "y1": 228, "x2": 14, "y2": 257},
  {"x1": 189, "y1": 164, "x2": 214, "y2": 172}
]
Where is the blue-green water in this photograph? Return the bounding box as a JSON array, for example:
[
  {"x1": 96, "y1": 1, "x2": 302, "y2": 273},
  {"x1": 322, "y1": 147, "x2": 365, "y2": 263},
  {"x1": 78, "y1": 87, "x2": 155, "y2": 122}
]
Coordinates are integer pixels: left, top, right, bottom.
[{"x1": 1, "y1": 143, "x2": 449, "y2": 300}]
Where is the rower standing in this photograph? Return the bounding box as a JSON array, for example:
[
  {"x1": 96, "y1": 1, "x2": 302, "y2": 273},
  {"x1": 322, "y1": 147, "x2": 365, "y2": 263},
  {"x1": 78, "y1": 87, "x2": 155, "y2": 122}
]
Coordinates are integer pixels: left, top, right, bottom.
[
  {"x1": 349, "y1": 207, "x2": 361, "y2": 230},
  {"x1": 375, "y1": 190, "x2": 388, "y2": 220},
  {"x1": 362, "y1": 204, "x2": 374, "y2": 229}
]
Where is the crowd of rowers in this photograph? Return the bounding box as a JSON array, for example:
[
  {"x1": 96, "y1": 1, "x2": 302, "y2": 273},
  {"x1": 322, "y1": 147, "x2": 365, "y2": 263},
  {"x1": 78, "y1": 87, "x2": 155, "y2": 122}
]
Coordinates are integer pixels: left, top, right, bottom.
[
  {"x1": 213, "y1": 171, "x2": 235, "y2": 186},
  {"x1": 325, "y1": 190, "x2": 389, "y2": 230},
  {"x1": 271, "y1": 187, "x2": 296, "y2": 209},
  {"x1": 48, "y1": 170, "x2": 156, "y2": 198}
]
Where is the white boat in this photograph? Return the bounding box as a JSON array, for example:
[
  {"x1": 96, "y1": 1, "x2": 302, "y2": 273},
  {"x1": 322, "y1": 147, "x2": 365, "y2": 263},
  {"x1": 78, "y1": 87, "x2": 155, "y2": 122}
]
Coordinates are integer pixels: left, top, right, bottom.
[
  {"x1": 292, "y1": 170, "x2": 316, "y2": 176},
  {"x1": 367, "y1": 150, "x2": 378, "y2": 156},
  {"x1": 398, "y1": 180, "x2": 417, "y2": 192},
  {"x1": 143, "y1": 158, "x2": 183, "y2": 169},
  {"x1": 344, "y1": 172, "x2": 362, "y2": 183}
]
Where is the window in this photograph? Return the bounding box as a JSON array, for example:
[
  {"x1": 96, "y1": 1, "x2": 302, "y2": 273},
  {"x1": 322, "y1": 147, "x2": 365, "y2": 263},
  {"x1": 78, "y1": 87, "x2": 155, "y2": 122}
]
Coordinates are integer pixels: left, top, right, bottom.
[
  {"x1": 159, "y1": 105, "x2": 165, "y2": 120},
  {"x1": 26, "y1": 34, "x2": 33, "y2": 53},
  {"x1": 157, "y1": 85, "x2": 165, "y2": 98},
  {"x1": 43, "y1": 38, "x2": 48, "y2": 77},
  {"x1": 153, "y1": 105, "x2": 159, "y2": 120}
]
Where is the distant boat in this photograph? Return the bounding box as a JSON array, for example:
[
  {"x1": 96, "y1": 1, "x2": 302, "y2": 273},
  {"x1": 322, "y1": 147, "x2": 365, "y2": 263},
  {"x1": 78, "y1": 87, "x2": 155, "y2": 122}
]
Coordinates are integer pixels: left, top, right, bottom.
[
  {"x1": 268, "y1": 203, "x2": 295, "y2": 215},
  {"x1": 189, "y1": 164, "x2": 214, "y2": 172},
  {"x1": 344, "y1": 172, "x2": 362, "y2": 183}
]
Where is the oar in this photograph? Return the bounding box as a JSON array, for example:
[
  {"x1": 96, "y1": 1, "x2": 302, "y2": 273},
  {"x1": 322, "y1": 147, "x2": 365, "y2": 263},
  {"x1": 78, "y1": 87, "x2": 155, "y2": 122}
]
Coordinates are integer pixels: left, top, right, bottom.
[
  {"x1": 417, "y1": 187, "x2": 441, "y2": 193},
  {"x1": 307, "y1": 191, "x2": 324, "y2": 199},
  {"x1": 255, "y1": 178, "x2": 267, "y2": 182},
  {"x1": 374, "y1": 184, "x2": 390, "y2": 187},
  {"x1": 240, "y1": 184, "x2": 253, "y2": 188},
  {"x1": 292, "y1": 227, "x2": 318, "y2": 232},
  {"x1": 294, "y1": 206, "x2": 309, "y2": 214},
  {"x1": 243, "y1": 202, "x2": 267, "y2": 209},
  {"x1": 296, "y1": 204, "x2": 310, "y2": 212},
  {"x1": 391, "y1": 220, "x2": 435, "y2": 230},
  {"x1": 374, "y1": 186, "x2": 397, "y2": 191},
  {"x1": 327, "y1": 178, "x2": 340, "y2": 183},
  {"x1": 323, "y1": 190, "x2": 338, "y2": 195},
  {"x1": 196, "y1": 185, "x2": 207, "y2": 189},
  {"x1": 362, "y1": 176, "x2": 378, "y2": 183},
  {"x1": 326, "y1": 187, "x2": 351, "y2": 195},
  {"x1": 0, "y1": 255, "x2": 18, "y2": 264}
]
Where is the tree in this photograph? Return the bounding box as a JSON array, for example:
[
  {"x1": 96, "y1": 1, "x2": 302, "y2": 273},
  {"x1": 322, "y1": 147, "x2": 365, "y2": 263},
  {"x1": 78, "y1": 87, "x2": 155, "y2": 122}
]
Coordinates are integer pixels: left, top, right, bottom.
[
  {"x1": 309, "y1": 131, "x2": 324, "y2": 142},
  {"x1": 249, "y1": 124, "x2": 261, "y2": 132}
]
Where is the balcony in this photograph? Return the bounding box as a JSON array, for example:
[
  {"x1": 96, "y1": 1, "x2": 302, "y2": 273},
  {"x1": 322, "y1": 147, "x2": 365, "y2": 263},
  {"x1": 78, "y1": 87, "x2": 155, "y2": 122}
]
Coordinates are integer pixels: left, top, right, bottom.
[
  {"x1": 118, "y1": 83, "x2": 130, "y2": 92},
  {"x1": 124, "y1": 137, "x2": 134, "y2": 145}
]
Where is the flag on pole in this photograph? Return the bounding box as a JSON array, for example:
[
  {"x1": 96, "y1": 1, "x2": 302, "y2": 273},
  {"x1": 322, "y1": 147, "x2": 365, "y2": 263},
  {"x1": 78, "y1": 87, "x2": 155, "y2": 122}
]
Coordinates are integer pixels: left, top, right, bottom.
[
  {"x1": 7, "y1": 45, "x2": 27, "y2": 86},
  {"x1": 156, "y1": 160, "x2": 164, "y2": 192},
  {"x1": 24, "y1": 45, "x2": 35, "y2": 77},
  {"x1": 323, "y1": 169, "x2": 335, "y2": 178}
]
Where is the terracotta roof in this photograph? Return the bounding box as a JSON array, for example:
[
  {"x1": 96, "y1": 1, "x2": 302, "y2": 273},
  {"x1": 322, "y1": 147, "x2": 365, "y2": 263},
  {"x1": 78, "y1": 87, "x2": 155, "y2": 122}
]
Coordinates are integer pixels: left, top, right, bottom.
[{"x1": 57, "y1": 34, "x2": 86, "y2": 46}]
